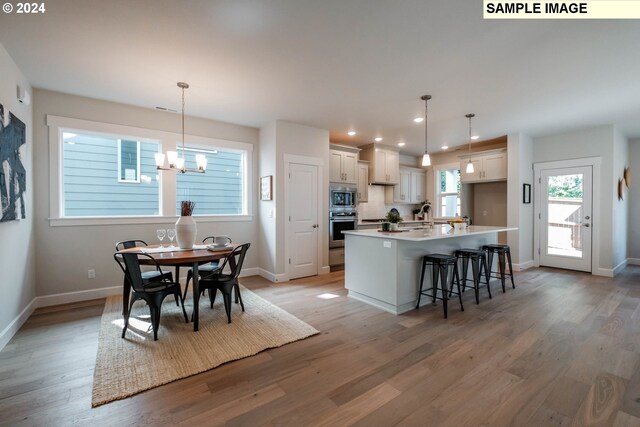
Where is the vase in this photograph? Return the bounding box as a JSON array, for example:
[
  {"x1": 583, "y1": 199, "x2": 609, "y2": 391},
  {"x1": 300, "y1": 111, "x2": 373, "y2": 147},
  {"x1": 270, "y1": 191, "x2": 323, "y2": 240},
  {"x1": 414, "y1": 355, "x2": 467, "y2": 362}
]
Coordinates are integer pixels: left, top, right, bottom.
[
  {"x1": 176, "y1": 216, "x2": 197, "y2": 249},
  {"x1": 389, "y1": 223, "x2": 399, "y2": 231}
]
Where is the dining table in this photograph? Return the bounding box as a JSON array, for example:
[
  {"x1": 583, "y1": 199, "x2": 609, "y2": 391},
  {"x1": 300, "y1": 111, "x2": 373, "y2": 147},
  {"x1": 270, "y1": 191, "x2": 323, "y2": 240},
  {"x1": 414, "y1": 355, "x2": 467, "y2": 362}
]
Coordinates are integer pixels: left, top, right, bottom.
[{"x1": 116, "y1": 243, "x2": 237, "y2": 331}]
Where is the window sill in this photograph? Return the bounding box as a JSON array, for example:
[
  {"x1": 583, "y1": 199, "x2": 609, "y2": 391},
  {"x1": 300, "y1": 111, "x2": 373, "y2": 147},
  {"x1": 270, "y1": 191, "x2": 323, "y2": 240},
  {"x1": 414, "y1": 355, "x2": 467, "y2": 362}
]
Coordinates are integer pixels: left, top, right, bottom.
[{"x1": 49, "y1": 215, "x2": 254, "y2": 227}]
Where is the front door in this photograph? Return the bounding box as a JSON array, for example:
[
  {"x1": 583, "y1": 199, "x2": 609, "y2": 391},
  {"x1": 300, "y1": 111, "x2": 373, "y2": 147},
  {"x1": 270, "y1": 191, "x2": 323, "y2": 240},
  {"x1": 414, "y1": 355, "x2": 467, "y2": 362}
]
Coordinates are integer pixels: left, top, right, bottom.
[
  {"x1": 539, "y1": 166, "x2": 592, "y2": 272},
  {"x1": 288, "y1": 163, "x2": 319, "y2": 279}
]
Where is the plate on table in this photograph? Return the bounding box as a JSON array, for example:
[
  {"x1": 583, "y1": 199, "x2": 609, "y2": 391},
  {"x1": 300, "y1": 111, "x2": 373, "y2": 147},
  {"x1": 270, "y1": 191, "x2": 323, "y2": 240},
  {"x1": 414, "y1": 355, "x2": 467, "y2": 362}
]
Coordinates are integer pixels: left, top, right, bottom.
[{"x1": 206, "y1": 244, "x2": 232, "y2": 252}]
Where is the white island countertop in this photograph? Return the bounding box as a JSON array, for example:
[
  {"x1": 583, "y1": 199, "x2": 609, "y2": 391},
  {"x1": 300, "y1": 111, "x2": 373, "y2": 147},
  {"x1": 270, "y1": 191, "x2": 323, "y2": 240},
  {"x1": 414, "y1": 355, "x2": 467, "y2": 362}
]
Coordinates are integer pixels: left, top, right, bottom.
[{"x1": 343, "y1": 225, "x2": 516, "y2": 242}]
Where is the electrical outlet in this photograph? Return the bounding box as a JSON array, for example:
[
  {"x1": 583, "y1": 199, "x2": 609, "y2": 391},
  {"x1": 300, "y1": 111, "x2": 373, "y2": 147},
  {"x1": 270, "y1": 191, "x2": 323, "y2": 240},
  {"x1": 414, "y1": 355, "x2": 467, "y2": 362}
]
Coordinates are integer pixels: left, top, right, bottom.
[
  {"x1": 88, "y1": 269, "x2": 96, "y2": 279},
  {"x1": 383, "y1": 241, "x2": 392, "y2": 248}
]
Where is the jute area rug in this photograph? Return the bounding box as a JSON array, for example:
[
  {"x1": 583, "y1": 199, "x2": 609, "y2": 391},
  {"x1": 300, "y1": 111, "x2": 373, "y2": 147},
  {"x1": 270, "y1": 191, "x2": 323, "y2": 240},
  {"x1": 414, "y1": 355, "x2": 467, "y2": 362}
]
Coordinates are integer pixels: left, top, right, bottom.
[{"x1": 92, "y1": 285, "x2": 319, "y2": 407}]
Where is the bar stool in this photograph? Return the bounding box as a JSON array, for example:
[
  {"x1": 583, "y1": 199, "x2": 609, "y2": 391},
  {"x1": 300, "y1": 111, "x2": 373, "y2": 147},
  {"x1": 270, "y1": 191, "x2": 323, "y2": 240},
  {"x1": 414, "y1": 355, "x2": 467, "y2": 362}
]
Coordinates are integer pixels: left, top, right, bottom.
[
  {"x1": 482, "y1": 244, "x2": 515, "y2": 293},
  {"x1": 455, "y1": 249, "x2": 492, "y2": 304},
  {"x1": 416, "y1": 254, "x2": 464, "y2": 319}
]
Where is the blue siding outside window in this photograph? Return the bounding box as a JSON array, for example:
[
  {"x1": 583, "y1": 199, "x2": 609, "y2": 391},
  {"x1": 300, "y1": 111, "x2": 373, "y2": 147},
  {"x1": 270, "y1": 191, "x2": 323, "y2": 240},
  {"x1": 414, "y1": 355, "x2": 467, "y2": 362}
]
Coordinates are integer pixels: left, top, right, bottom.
[
  {"x1": 176, "y1": 148, "x2": 243, "y2": 215},
  {"x1": 63, "y1": 132, "x2": 160, "y2": 216}
]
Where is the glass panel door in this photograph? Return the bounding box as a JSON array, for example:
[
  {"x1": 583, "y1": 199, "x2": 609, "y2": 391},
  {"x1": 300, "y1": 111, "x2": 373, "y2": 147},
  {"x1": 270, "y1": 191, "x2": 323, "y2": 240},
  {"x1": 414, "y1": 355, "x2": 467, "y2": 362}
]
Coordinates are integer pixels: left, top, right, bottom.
[{"x1": 540, "y1": 166, "x2": 592, "y2": 272}]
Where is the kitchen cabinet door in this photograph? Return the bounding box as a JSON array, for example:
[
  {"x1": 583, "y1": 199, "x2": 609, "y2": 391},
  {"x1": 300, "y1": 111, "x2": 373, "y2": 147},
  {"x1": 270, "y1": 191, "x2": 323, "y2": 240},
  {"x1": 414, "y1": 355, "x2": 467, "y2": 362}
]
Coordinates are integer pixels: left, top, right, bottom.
[
  {"x1": 410, "y1": 171, "x2": 425, "y2": 203},
  {"x1": 342, "y1": 152, "x2": 358, "y2": 184},
  {"x1": 330, "y1": 150, "x2": 344, "y2": 183},
  {"x1": 482, "y1": 152, "x2": 507, "y2": 181},
  {"x1": 357, "y1": 162, "x2": 369, "y2": 203},
  {"x1": 460, "y1": 158, "x2": 483, "y2": 183},
  {"x1": 385, "y1": 151, "x2": 399, "y2": 184}
]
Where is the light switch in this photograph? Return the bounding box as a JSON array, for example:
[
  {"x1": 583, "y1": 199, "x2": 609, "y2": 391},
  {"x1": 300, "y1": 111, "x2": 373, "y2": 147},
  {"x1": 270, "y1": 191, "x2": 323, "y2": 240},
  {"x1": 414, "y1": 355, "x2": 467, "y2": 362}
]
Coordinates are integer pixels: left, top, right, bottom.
[{"x1": 383, "y1": 241, "x2": 392, "y2": 248}]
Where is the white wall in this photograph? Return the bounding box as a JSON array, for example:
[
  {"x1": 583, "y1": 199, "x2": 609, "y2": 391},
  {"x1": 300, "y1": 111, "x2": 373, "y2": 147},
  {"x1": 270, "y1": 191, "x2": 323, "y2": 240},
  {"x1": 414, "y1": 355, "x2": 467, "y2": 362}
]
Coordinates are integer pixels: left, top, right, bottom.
[
  {"x1": 628, "y1": 139, "x2": 640, "y2": 261},
  {"x1": 612, "y1": 128, "x2": 629, "y2": 272},
  {"x1": 258, "y1": 120, "x2": 330, "y2": 279},
  {"x1": 0, "y1": 43, "x2": 35, "y2": 348},
  {"x1": 257, "y1": 122, "x2": 277, "y2": 274},
  {"x1": 507, "y1": 133, "x2": 534, "y2": 269},
  {"x1": 32, "y1": 89, "x2": 259, "y2": 298},
  {"x1": 533, "y1": 125, "x2": 616, "y2": 274}
]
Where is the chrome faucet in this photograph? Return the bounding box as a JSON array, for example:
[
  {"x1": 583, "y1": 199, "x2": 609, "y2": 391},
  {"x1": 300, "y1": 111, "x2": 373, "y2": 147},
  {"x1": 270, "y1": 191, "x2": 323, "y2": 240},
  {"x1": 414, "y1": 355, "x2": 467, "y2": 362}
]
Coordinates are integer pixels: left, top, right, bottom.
[{"x1": 419, "y1": 202, "x2": 433, "y2": 228}]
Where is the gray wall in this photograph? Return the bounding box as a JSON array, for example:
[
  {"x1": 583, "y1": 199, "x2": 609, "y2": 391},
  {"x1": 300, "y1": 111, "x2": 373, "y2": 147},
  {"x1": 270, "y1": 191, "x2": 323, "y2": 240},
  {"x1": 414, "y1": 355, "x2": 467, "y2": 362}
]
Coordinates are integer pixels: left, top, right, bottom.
[
  {"x1": 32, "y1": 89, "x2": 259, "y2": 297},
  {"x1": 627, "y1": 139, "x2": 639, "y2": 261},
  {"x1": 0, "y1": 43, "x2": 35, "y2": 346}
]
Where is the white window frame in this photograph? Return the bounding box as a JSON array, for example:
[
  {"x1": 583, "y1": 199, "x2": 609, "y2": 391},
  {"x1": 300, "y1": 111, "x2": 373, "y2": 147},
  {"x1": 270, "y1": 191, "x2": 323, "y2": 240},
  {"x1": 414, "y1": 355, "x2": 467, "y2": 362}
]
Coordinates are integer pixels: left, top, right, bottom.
[
  {"x1": 116, "y1": 139, "x2": 141, "y2": 183},
  {"x1": 47, "y1": 115, "x2": 254, "y2": 226},
  {"x1": 434, "y1": 162, "x2": 461, "y2": 219}
]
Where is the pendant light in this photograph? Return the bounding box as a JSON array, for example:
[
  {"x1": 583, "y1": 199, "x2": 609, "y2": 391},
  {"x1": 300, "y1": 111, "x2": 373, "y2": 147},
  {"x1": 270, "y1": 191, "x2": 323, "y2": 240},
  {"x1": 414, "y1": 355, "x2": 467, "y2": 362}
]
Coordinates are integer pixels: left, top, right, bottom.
[
  {"x1": 465, "y1": 113, "x2": 475, "y2": 174},
  {"x1": 421, "y1": 95, "x2": 432, "y2": 167},
  {"x1": 155, "y1": 82, "x2": 207, "y2": 173}
]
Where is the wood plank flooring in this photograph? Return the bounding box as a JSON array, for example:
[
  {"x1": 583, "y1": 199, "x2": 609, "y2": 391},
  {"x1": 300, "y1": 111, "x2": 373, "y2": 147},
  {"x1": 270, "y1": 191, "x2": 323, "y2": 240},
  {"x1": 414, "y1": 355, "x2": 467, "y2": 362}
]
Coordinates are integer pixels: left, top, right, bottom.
[{"x1": 1, "y1": 267, "x2": 640, "y2": 426}]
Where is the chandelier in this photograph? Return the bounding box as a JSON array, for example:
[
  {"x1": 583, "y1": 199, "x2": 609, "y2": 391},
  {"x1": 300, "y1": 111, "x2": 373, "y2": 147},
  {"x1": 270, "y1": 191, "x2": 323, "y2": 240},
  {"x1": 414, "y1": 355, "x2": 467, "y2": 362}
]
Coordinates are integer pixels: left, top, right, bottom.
[{"x1": 155, "y1": 82, "x2": 207, "y2": 173}]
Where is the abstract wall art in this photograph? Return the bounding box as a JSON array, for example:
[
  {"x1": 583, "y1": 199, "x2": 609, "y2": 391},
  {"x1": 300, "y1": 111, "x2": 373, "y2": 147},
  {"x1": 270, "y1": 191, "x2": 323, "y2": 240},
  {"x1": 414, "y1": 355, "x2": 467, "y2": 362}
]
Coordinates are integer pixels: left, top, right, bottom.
[{"x1": 0, "y1": 104, "x2": 27, "y2": 222}]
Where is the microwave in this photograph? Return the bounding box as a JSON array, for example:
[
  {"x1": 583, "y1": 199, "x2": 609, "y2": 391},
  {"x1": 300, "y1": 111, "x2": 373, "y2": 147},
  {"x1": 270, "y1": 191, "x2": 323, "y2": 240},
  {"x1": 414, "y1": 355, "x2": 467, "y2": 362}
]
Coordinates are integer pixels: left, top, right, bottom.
[{"x1": 330, "y1": 185, "x2": 357, "y2": 211}]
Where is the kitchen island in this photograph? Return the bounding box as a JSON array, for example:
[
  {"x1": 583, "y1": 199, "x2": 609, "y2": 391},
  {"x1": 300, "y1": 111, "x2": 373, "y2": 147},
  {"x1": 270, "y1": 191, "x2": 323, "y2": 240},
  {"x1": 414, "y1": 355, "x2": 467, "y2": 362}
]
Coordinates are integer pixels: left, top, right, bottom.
[{"x1": 342, "y1": 225, "x2": 517, "y2": 314}]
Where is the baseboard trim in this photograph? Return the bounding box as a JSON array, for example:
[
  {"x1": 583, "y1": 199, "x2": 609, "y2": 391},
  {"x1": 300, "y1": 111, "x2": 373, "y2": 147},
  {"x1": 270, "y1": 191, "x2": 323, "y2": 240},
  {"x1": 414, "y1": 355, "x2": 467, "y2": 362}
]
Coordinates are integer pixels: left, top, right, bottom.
[
  {"x1": 0, "y1": 298, "x2": 38, "y2": 352},
  {"x1": 239, "y1": 267, "x2": 259, "y2": 278},
  {"x1": 35, "y1": 286, "x2": 121, "y2": 308},
  {"x1": 319, "y1": 266, "x2": 331, "y2": 275},
  {"x1": 513, "y1": 260, "x2": 535, "y2": 271},
  {"x1": 593, "y1": 267, "x2": 614, "y2": 278},
  {"x1": 627, "y1": 258, "x2": 640, "y2": 266},
  {"x1": 258, "y1": 268, "x2": 289, "y2": 283}
]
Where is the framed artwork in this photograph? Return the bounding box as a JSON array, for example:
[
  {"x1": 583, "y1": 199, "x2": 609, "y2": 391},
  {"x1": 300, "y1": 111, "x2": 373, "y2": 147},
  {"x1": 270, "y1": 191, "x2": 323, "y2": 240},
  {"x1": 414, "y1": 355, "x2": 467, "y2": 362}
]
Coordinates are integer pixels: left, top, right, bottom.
[
  {"x1": 624, "y1": 167, "x2": 630, "y2": 188},
  {"x1": 260, "y1": 175, "x2": 273, "y2": 201},
  {"x1": 0, "y1": 104, "x2": 27, "y2": 222},
  {"x1": 522, "y1": 183, "x2": 531, "y2": 204},
  {"x1": 618, "y1": 179, "x2": 624, "y2": 201}
]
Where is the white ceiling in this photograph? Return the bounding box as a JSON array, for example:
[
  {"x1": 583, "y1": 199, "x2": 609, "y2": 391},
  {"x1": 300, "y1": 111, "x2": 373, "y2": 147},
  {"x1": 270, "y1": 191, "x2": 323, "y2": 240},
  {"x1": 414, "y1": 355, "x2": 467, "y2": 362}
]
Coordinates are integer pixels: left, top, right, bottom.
[{"x1": 1, "y1": 1, "x2": 640, "y2": 155}]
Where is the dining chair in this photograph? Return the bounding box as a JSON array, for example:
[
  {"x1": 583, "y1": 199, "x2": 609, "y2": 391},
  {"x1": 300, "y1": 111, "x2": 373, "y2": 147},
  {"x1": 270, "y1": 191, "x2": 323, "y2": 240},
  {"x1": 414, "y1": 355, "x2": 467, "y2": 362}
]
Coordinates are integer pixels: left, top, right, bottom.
[
  {"x1": 182, "y1": 235, "x2": 232, "y2": 300},
  {"x1": 115, "y1": 240, "x2": 173, "y2": 283},
  {"x1": 114, "y1": 252, "x2": 189, "y2": 341},
  {"x1": 198, "y1": 243, "x2": 250, "y2": 323}
]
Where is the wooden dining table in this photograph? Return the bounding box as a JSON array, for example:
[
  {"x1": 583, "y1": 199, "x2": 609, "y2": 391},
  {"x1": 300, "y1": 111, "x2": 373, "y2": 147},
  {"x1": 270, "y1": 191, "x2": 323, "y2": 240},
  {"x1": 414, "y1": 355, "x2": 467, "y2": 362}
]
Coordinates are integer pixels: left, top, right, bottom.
[{"x1": 117, "y1": 244, "x2": 237, "y2": 331}]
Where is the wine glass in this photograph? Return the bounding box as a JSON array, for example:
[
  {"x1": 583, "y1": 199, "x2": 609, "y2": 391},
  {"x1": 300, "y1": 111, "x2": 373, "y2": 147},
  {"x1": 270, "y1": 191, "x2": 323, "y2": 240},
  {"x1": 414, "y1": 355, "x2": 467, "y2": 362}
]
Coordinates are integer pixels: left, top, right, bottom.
[
  {"x1": 156, "y1": 229, "x2": 166, "y2": 246},
  {"x1": 167, "y1": 228, "x2": 176, "y2": 247}
]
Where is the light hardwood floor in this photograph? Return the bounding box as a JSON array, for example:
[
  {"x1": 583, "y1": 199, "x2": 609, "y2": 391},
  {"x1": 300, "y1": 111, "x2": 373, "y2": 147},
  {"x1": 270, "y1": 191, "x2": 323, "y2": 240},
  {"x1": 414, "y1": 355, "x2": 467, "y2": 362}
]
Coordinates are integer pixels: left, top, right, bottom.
[{"x1": 1, "y1": 267, "x2": 640, "y2": 426}]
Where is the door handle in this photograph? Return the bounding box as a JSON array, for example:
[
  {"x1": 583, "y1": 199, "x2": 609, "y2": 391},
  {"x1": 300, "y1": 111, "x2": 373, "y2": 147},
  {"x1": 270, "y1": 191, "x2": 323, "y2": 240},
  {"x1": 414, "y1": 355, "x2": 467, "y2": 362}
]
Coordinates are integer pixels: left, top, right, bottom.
[
  {"x1": 583, "y1": 223, "x2": 590, "y2": 228},
  {"x1": 585, "y1": 216, "x2": 590, "y2": 220},
  {"x1": 312, "y1": 224, "x2": 318, "y2": 228}
]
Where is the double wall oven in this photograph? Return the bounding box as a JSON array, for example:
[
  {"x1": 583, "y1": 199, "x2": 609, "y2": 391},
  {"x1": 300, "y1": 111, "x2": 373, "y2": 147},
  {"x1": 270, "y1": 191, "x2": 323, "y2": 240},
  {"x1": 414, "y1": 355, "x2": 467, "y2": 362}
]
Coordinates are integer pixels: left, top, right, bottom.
[{"x1": 329, "y1": 185, "x2": 357, "y2": 248}]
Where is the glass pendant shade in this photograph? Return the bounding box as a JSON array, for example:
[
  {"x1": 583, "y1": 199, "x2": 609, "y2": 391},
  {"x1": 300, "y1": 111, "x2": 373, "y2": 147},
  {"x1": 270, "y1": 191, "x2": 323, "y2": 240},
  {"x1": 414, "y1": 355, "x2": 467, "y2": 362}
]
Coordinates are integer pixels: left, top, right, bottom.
[
  {"x1": 422, "y1": 153, "x2": 431, "y2": 167},
  {"x1": 466, "y1": 160, "x2": 475, "y2": 173},
  {"x1": 167, "y1": 151, "x2": 178, "y2": 167},
  {"x1": 195, "y1": 154, "x2": 208, "y2": 171},
  {"x1": 175, "y1": 157, "x2": 185, "y2": 170},
  {"x1": 154, "y1": 153, "x2": 165, "y2": 168}
]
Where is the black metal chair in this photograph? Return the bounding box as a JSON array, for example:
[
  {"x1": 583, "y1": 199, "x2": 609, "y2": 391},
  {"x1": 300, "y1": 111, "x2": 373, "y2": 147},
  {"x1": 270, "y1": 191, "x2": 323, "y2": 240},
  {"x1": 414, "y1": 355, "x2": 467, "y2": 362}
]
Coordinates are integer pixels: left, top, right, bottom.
[
  {"x1": 182, "y1": 236, "x2": 232, "y2": 300},
  {"x1": 115, "y1": 240, "x2": 173, "y2": 283},
  {"x1": 114, "y1": 252, "x2": 188, "y2": 341},
  {"x1": 198, "y1": 243, "x2": 250, "y2": 323}
]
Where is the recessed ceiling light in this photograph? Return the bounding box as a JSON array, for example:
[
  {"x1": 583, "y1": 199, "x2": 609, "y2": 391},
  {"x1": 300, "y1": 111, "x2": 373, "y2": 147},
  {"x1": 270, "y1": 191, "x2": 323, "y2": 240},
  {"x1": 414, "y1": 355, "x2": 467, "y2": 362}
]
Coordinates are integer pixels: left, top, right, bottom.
[
  {"x1": 471, "y1": 135, "x2": 479, "y2": 140},
  {"x1": 347, "y1": 131, "x2": 356, "y2": 136},
  {"x1": 397, "y1": 142, "x2": 406, "y2": 147},
  {"x1": 413, "y1": 117, "x2": 424, "y2": 123},
  {"x1": 441, "y1": 145, "x2": 449, "y2": 150},
  {"x1": 374, "y1": 137, "x2": 383, "y2": 142}
]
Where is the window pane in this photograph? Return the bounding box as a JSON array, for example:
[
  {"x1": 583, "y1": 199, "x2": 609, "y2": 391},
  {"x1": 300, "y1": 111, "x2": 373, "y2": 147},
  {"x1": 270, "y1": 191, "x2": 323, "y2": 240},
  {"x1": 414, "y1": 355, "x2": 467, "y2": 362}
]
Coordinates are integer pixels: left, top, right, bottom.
[
  {"x1": 437, "y1": 168, "x2": 461, "y2": 217},
  {"x1": 119, "y1": 140, "x2": 139, "y2": 182},
  {"x1": 176, "y1": 147, "x2": 244, "y2": 215},
  {"x1": 63, "y1": 132, "x2": 160, "y2": 216},
  {"x1": 440, "y1": 195, "x2": 460, "y2": 217}
]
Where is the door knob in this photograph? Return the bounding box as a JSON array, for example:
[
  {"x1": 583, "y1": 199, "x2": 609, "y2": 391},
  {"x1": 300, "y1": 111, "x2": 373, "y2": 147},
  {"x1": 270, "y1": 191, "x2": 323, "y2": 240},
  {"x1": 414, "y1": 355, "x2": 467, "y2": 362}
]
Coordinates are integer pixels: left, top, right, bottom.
[
  {"x1": 312, "y1": 224, "x2": 318, "y2": 228},
  {"x1": 585, "y1": 216, "x2": 590, "y2": 220},
  {"x1": 583, "y1": 223, "x2": 590, "y2": 228}
]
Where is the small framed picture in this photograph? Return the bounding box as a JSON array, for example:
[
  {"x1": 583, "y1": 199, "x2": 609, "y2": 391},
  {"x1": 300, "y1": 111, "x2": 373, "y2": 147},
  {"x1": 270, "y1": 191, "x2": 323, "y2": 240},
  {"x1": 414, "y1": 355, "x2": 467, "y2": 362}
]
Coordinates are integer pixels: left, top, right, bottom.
[
  {"x1": 260, "y1": 175, "x2": 273, "y2": 201},
  {"x1": 523, "y1": 183, "x2": 531, "y2": 204}
]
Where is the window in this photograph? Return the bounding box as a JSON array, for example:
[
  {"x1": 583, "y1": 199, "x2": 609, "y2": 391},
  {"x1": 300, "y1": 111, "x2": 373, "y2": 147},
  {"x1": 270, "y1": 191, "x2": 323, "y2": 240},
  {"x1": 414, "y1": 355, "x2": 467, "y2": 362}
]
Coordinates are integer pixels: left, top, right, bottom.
[
  {"x1": 176, "y1": 147, "x2": 246, "y2": 215},
  {"x1": 48, "y1": 115, "x2": 253, "y2": 225},
  {"x1": 62, "y1": 131, "x2": 160, "y2": 217},
  {"x1": 436, "y1": 166, "x2": 461, "y2": 218}
]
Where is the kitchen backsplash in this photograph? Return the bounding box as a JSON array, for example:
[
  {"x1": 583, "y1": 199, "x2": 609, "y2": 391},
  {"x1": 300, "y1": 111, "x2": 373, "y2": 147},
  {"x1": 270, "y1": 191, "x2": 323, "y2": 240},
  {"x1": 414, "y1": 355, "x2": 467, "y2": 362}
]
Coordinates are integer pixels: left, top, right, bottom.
[{"x1": 357, "y1": 185, "x2": 418, "y2": 220}]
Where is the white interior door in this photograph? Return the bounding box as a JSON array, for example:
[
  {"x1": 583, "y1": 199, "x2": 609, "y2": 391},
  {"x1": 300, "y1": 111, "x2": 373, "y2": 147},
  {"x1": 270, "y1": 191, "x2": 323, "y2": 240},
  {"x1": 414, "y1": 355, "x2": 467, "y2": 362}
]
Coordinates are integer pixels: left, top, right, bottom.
[
  {"x1": 539, "y1": 166, "x2": 592, "y2": 272},
  {"x1": 288, "y1": 163, "x2": 319, "y2": 279}
]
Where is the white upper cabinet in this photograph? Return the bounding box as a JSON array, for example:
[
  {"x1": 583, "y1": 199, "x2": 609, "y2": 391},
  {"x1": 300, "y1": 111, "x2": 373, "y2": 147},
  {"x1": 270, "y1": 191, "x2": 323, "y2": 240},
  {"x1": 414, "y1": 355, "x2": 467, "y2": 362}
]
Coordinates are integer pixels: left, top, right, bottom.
[
  {"x1": 460, "y1": 149, "x2": 507, "y2": 183},
  {"x1": 357, "y1": 161, "x2": 369, "y2": 203},
  {"x1": 359, "y1": 144, "x2": 400, "y2": 185},
  {"x1": 385, "y1": 167, "x2": 425, "y2": 204},
  {"x1": 330, "y1": 147, "x2": 358, "y2": 185}
]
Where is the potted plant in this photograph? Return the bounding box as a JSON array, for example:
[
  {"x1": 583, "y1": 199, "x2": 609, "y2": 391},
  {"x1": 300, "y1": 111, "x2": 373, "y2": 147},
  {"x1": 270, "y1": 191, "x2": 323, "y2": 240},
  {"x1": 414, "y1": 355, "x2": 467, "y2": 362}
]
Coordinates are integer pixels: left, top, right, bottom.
[
  {"x1": 385, "y1": 210, "x2": 403, "y2": 231},
  {"x1": 176, "y1": 200, "x2": 197, "y2": 249}
]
